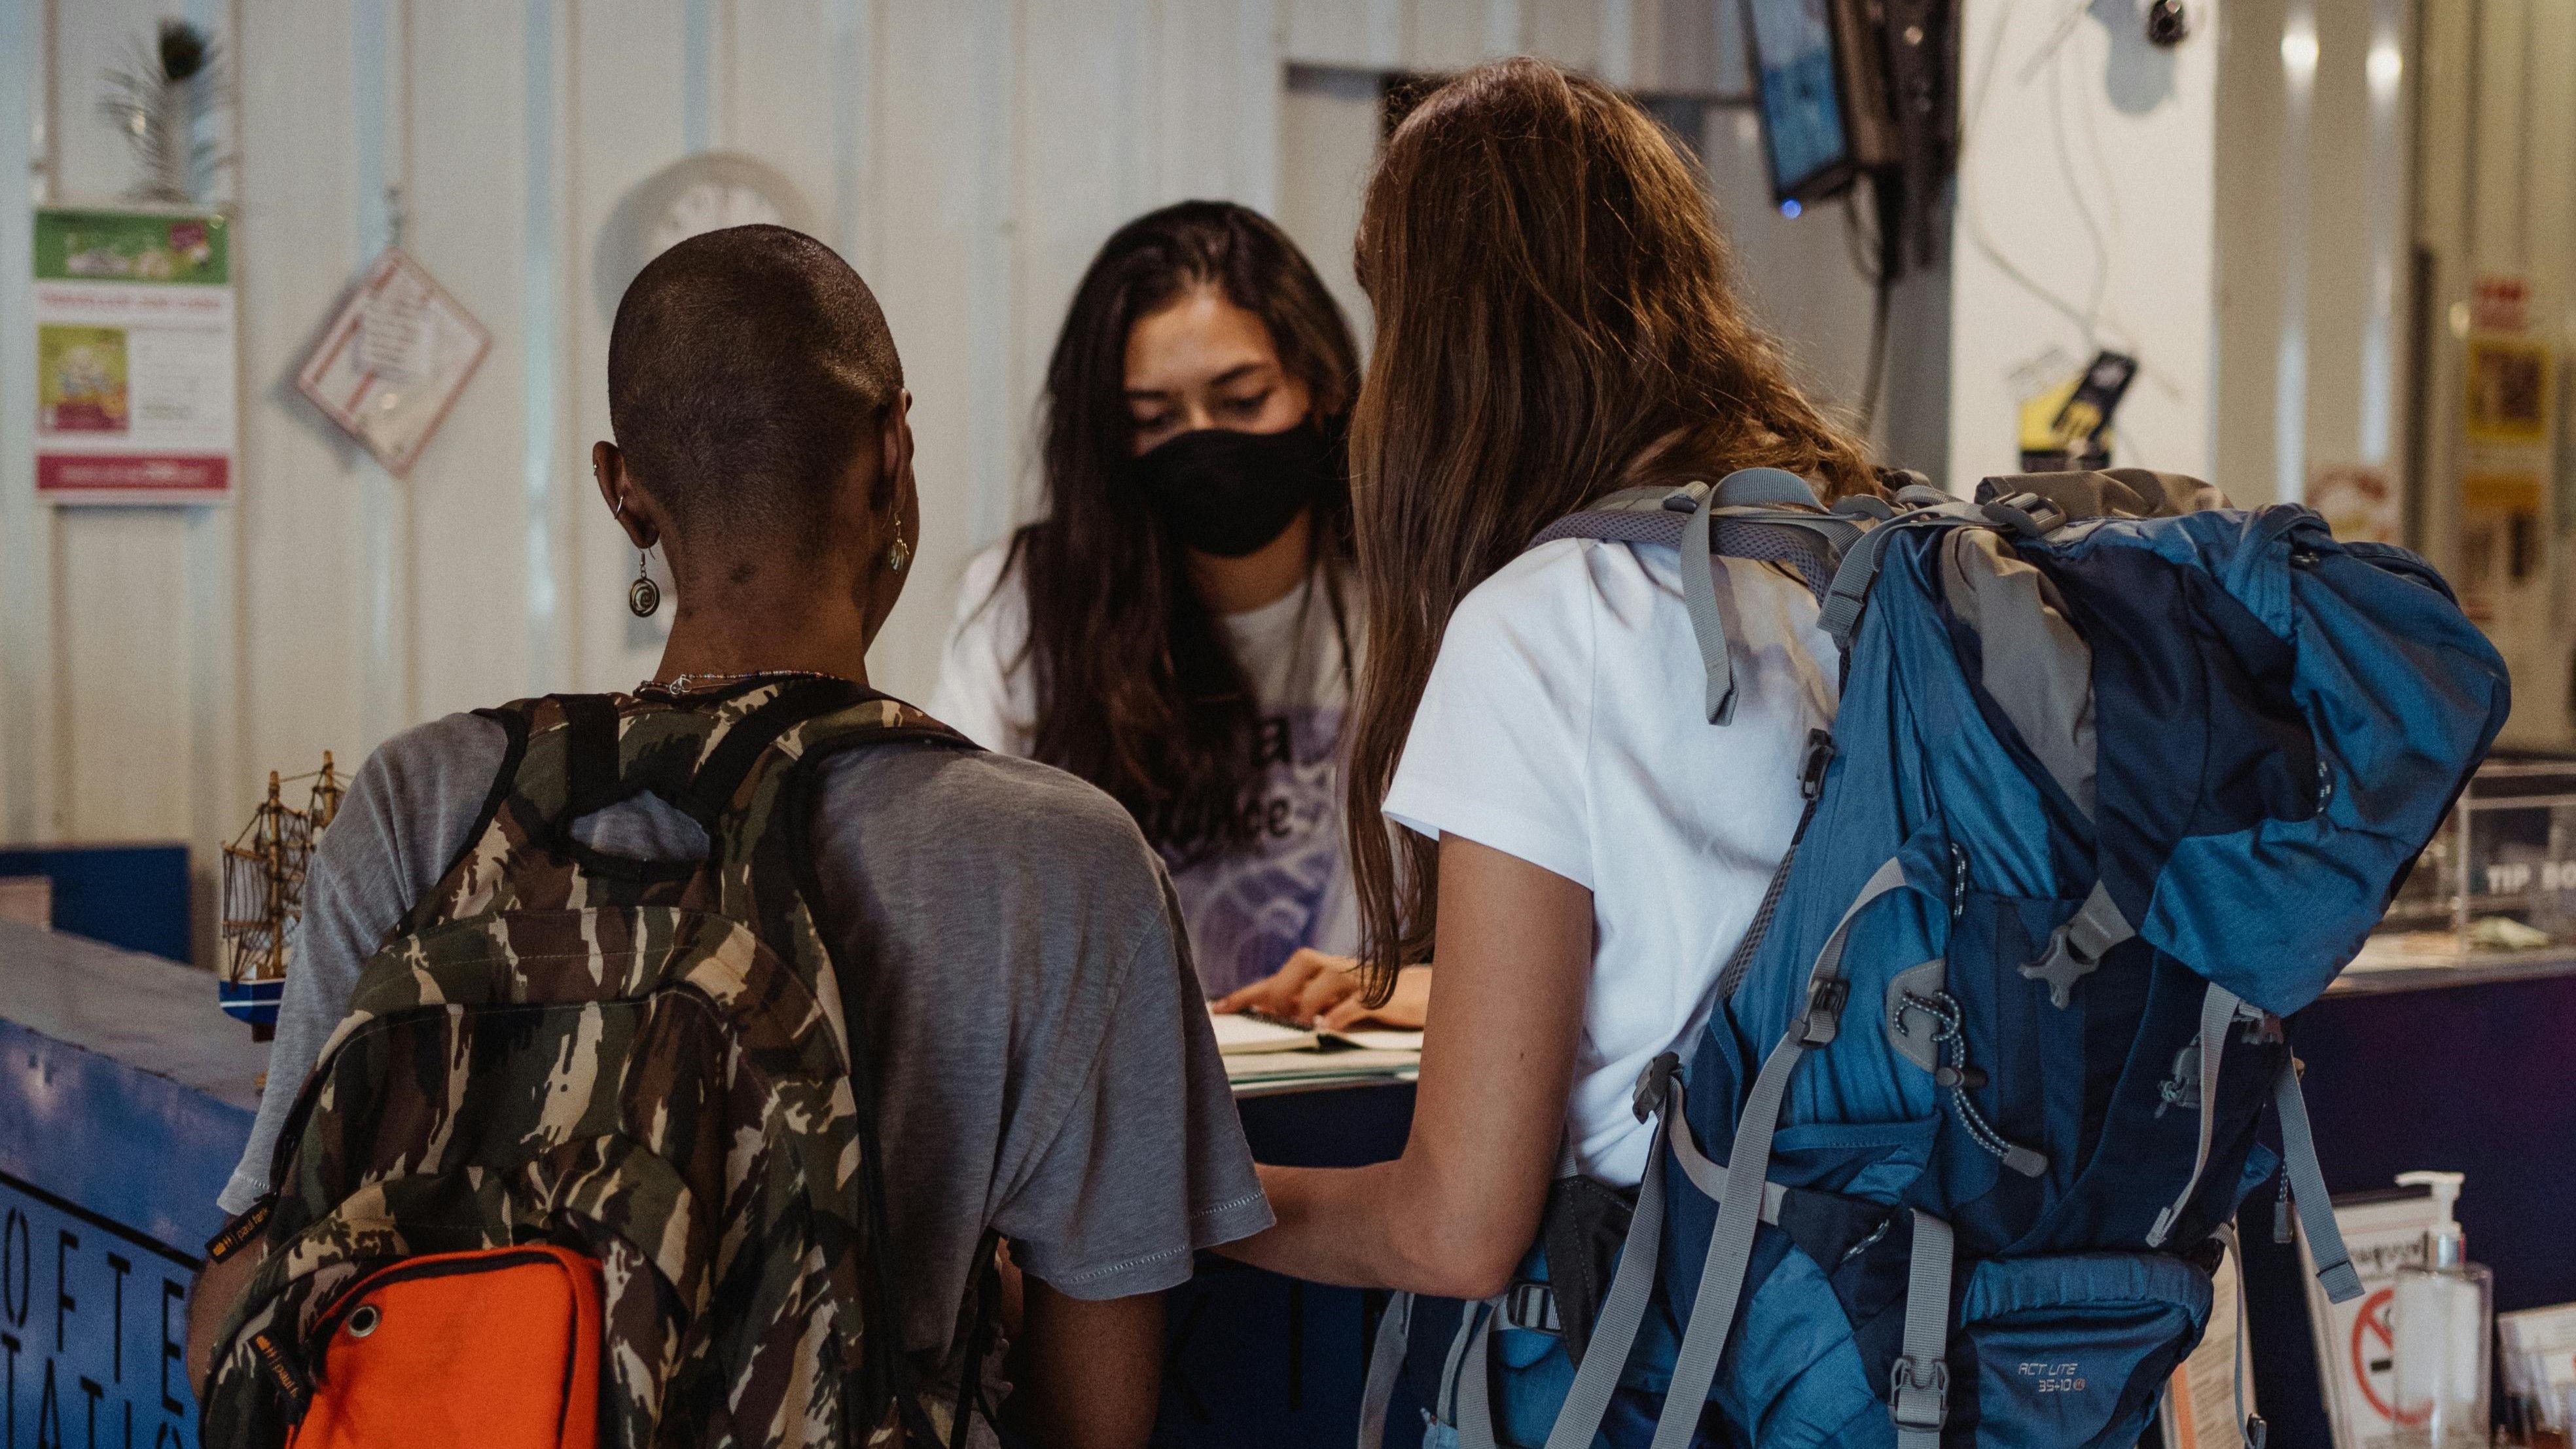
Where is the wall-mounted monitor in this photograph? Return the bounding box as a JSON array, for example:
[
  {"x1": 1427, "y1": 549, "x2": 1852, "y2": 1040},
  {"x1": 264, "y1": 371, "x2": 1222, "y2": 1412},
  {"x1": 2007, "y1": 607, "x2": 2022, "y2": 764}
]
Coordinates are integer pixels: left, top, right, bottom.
[{"x1": 1743, "y1": 0, "x2": 1861, "y2": 207}]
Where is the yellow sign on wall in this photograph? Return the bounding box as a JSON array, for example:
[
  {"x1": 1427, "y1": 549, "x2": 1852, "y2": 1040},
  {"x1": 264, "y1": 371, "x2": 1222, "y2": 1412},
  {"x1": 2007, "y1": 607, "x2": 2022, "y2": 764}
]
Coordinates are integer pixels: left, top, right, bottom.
[
  {"x1": 2463, "y1": 338, "x2": 2552, "y2": 445},
  {"x1": 2462, "y1": 473, "x2": 2543, "y2": 514}
]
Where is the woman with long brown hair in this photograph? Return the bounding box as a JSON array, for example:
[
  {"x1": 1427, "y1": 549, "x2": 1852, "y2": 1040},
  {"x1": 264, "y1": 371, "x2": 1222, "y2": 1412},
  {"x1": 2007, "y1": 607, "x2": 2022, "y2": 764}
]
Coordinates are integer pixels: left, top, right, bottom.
[
  {"x1": 929, "y1": 201, "x2": 1372, "y2": 999},
  {"x1": 1217, "y1": 60, "x2": 1878, "y2": 1444}
]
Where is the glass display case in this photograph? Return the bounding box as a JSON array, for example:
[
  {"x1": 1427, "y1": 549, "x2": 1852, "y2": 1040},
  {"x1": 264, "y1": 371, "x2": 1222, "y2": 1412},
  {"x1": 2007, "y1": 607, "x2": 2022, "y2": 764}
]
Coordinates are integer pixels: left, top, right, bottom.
[{"x1": 2378, "y1": 755, "x2": 2576, "y2": 954}]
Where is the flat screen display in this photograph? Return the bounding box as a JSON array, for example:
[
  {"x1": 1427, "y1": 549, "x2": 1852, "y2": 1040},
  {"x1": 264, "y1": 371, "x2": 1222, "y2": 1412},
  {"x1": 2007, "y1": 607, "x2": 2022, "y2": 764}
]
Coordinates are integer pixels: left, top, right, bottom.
[{"x1": 1744, "y1": 0, "x2": 1855, "y2": 204}]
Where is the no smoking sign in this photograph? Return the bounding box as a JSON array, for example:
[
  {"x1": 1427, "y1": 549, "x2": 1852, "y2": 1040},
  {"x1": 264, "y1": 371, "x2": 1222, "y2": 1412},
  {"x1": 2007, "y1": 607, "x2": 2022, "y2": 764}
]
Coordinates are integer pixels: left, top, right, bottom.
[{"x1": 2350, "y1": 1286, "x2": 2433, "y2": 1426}]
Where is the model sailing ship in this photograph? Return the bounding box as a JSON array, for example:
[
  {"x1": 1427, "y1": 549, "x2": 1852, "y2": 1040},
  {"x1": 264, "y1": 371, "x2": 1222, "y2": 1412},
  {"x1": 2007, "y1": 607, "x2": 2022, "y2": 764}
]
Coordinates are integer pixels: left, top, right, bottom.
[{"x1": 218, "y1": 754, "x2": 342, "y2": 1036}]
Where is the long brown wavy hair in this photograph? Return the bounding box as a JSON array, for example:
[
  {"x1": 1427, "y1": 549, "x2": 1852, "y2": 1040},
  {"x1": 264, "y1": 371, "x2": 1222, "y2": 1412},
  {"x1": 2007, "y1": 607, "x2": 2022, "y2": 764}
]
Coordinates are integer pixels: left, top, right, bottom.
[
  {"x1": 1346, "y1": 59, "x2": 1878, "y2": 997},
  {"x1": 999, "y1": 202, "x2": 1360, "y2": 861}
]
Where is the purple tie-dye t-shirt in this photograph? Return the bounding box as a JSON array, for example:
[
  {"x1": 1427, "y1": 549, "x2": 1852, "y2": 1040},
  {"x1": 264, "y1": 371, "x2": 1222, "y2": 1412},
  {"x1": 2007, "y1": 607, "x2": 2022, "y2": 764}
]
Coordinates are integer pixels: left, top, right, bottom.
[
  {"x1": 1160, "y1": 700, "x2": 1349, "y2": 997},
  {"x1": 928, "y1": 547, "x2": 1360, "y2": 997}
]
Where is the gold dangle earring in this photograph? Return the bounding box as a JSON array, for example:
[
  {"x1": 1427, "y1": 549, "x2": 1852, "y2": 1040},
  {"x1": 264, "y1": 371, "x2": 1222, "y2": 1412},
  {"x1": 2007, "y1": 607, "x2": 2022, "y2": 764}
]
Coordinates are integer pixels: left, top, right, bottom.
[{"x1": 885, "y1": 536, "x2": 911, "y2": 574}]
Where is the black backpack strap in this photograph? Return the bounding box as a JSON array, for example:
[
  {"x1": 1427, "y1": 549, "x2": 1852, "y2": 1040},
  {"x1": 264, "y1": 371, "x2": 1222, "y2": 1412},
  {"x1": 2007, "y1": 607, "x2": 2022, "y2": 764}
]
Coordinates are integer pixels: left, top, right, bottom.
[
  {"x1": 948, "y1": 1230, "x2": 1007, "y2": 1449},
  {"x1": 457, "y1": 700, "x2": 535, "y2": 848},
  {"x1": 557, "y1": 692, "x2": 624, "y2": 817},
  {"x1": 530, "y1": 690, "x2": 711, "y2": 884},
  {"x1": 743, "y1": 692, "x2": 974, "y2": 1444},
  {"x1": 676, "y1": 676, "x2": 881, "y2": 823}
]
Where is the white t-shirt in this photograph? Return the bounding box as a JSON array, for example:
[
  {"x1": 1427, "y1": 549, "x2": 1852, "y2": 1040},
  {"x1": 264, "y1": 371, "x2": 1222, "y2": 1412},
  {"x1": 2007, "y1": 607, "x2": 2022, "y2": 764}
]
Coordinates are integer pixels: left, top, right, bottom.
[
  {"x1": 1382, "y1": 538, "x2": 1839, "y2": 1187},
  {"x1": 928, "y1": 542, "x2": 1361, "y2": 997}
]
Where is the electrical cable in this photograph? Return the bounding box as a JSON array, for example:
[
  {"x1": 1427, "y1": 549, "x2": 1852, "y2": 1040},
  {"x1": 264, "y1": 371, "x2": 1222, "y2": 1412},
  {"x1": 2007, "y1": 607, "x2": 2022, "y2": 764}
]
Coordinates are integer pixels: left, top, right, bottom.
[
  {"x1": 2073, "y1": 29, "x2": 2126, "y2": 245},
  {"x1": 2064, "y1": 16, "x2": 2178, "y2": 465},
  {"x1": 2043, "y1": 35, "x2": 2113, "y2": 331},
  {"x1": 2016, "y1": 0, "x2": 2093, "y2": 85},
  {"x1": 1956, "y1": 0, "x2": 2183, "y2": 469},
  {"x1": 1859, "y1": 266, "x2": 1896, "y2": 436},
  {"x1": 1851, "y1": 181, "x2": 1898, "y2": 436},
  {"x1": 1843, "y1": 189, "x2": 1883, "y2": 288},
  {"x1": 1959, "y1": 0, "x2": 2102, "y2": 343}
]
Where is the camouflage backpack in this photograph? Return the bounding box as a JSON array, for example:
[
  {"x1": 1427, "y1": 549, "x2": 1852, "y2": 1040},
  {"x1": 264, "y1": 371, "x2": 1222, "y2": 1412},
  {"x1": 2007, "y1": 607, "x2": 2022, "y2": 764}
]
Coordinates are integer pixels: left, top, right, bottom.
[{"x1": 204, "y1": 677, "x2": 973, "y2": 1448}]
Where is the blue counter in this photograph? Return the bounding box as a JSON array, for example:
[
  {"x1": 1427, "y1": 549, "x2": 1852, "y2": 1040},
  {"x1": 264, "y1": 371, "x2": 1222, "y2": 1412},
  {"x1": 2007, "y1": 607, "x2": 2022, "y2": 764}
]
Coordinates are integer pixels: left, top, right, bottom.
[
  {"x1": 2243, "y1": 956, "x2": 2576, "y2": 1447},
  {"x1": 0, "y1": 921, "x2": 262, "y2": 1449},
  {"x1": 10, "y1": 910, "x2": 2572, "y2": 1449},
  {"x1": 1154, "y1": 1081, "x2": 1418, "y2": 1448}
]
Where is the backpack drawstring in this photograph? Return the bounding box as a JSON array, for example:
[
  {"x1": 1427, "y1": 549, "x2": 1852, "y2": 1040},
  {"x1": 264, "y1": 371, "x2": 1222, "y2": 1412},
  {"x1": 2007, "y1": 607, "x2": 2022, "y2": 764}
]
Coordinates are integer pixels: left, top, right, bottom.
[{"x1": 1901, "y1": 990, "x2": 2049, "y2": 1178}]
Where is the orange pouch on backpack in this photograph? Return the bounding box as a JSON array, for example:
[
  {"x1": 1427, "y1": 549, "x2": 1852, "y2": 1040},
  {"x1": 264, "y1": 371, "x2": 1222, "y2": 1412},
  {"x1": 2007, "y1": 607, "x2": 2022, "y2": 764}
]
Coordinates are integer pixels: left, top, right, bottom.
[{"x1": 289, "y1": 1245, "x2": 601, "y2": 1449}]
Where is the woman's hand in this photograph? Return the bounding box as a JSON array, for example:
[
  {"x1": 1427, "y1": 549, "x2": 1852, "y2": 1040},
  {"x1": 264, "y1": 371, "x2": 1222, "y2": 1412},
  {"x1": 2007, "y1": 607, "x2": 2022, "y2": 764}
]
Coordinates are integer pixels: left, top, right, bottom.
[
  {"x1": 1319, "y1": 964, "x2": 1430, "y2": 1031},
  {"x1": 1211, "y1": 948, "x2": 1361, "y2": 1024},
  {"x1": 1212, "y1": 952, "x2": 1435, "y2": 1029}
]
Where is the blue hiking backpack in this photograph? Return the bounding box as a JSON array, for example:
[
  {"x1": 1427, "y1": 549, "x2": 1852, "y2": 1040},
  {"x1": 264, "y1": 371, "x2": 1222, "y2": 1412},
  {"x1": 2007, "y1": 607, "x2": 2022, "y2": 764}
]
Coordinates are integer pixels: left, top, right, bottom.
[{"x1": 1376, "y1": 468, "x2": 2510, "y2": 1449}]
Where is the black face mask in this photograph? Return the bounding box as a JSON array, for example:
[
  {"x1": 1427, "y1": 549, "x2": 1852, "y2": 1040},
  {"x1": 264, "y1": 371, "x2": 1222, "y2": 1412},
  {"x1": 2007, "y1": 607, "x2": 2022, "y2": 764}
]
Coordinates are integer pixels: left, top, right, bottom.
[{"x1": 1132, "y1": 421, "x2": 1336, "y2": 558}]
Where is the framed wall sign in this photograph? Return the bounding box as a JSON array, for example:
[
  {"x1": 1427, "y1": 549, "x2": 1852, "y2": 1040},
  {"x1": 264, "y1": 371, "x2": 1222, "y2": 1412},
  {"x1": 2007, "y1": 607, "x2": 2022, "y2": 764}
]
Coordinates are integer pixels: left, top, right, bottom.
[
  {"x1": 31, "y1": 207, "x2": 236, "y2": 504},
  {"x1": 295, "y1": 247, "x2": 492, "y2": 477}
]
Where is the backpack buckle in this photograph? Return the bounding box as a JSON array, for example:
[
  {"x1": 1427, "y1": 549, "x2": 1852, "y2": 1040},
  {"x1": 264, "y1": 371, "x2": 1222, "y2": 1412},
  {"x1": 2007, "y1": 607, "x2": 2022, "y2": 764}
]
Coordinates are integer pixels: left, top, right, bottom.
[
  {"x1": 1799, "y1": 730, "x2": 1838, "y2": 799},
  {"x1": 2019, "y1": 921, "x2": 2107, "y2": 1010},
  {"x1": 1633, "y1": 1051, "x2": 1682, "y2": 1122},
  {"x1": 1799, "y1": 978, "x2": 1850, "y2": 1046},
  {"x1": 1981, "y1": 492, "x2": 2067, "y2": 538},
  {"x1": 1889, "y1": 1357, "x2": 1949, "y2": 1430},
  {"x1": 1501, "y1": 1279, "x2": 1562, "y2": 1335}
]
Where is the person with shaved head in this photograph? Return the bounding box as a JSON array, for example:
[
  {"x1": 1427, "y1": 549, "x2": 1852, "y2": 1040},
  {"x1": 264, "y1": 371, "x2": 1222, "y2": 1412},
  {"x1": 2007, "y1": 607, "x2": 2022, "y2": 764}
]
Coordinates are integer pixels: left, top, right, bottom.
[{"x1": 190, "y1": 226, "x2": 1266, "y2": 1449}]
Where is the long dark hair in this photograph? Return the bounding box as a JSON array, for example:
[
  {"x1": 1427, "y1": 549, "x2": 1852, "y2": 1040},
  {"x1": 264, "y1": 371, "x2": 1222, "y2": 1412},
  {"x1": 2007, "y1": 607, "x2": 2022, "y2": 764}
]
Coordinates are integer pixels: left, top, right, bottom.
[
  {"x1": 1001, "y1": 201, "x2": 1361, "y2": 861},
  {"x1": 1346, "y1": 60, "x2": 1878, "y2": 997}
]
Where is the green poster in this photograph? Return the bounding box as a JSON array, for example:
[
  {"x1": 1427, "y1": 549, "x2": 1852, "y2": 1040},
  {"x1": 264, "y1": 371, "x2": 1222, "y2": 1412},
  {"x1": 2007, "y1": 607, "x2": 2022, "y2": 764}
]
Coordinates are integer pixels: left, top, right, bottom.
[
  {"x1": 33, "y1": 207, "x2": 228, "y2": 285},
  {"x1": 31, "y1": 205, "x2": 237, "y2": 501}
]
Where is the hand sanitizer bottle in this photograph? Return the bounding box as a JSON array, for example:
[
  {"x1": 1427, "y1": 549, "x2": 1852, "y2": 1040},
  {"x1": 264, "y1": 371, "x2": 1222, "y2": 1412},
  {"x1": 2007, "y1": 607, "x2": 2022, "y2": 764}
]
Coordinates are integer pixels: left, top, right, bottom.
[{"x1": 2390, "y1": 1171, "x2": 2493, "y2": 1448}]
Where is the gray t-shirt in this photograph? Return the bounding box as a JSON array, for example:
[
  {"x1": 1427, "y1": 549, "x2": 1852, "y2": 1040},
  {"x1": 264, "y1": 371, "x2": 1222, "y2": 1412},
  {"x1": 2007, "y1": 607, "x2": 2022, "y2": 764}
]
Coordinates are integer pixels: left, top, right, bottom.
[{"x1": 221, "y1": 710, "x2": 1270, "y2": 1380}]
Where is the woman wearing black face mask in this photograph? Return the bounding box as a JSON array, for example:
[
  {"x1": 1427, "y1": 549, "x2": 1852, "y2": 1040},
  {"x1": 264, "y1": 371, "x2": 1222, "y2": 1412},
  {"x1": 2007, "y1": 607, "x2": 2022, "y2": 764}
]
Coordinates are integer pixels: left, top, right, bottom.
[{"x1": 931, "y1": 201, "x2": 1397, "y2": 1013}]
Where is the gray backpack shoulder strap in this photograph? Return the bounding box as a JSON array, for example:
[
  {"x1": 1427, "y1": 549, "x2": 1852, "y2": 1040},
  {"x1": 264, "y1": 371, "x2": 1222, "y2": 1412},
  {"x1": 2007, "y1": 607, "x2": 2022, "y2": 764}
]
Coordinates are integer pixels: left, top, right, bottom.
[
  {"x1": 1531, "y1": 470, "x2": 1862, "y2": 579},
  {"x1": 1530, "y1": 469, "x2": 1873, "y2": 723},
  {"x1": 1528, "y1": 484, "x2": 1696, "y2": 550}
]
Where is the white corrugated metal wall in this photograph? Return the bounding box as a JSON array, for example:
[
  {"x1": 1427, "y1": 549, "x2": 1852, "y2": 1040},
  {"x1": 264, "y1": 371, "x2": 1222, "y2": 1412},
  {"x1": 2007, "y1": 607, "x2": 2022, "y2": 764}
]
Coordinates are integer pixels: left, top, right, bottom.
[{"x1": 0, "y1": 0, "x2": 1895, "y2": 964}]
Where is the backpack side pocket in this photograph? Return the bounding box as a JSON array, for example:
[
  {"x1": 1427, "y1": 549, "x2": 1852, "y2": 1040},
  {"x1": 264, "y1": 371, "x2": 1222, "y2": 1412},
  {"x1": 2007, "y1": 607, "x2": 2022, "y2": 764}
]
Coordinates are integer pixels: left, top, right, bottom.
[{"x1": 1945, "y1": 1251, "x2": 2210, "y2": 1449}]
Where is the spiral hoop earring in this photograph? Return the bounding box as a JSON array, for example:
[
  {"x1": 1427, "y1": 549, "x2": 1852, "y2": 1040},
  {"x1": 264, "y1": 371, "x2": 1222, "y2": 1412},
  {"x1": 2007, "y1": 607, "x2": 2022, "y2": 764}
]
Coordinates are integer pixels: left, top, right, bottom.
[
  {"x1": 629, "y1": 550, "x2": 661, "y2": 617},
  {"x1": 615, "y1": 495, "x2": 662, "y2": 617}
]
